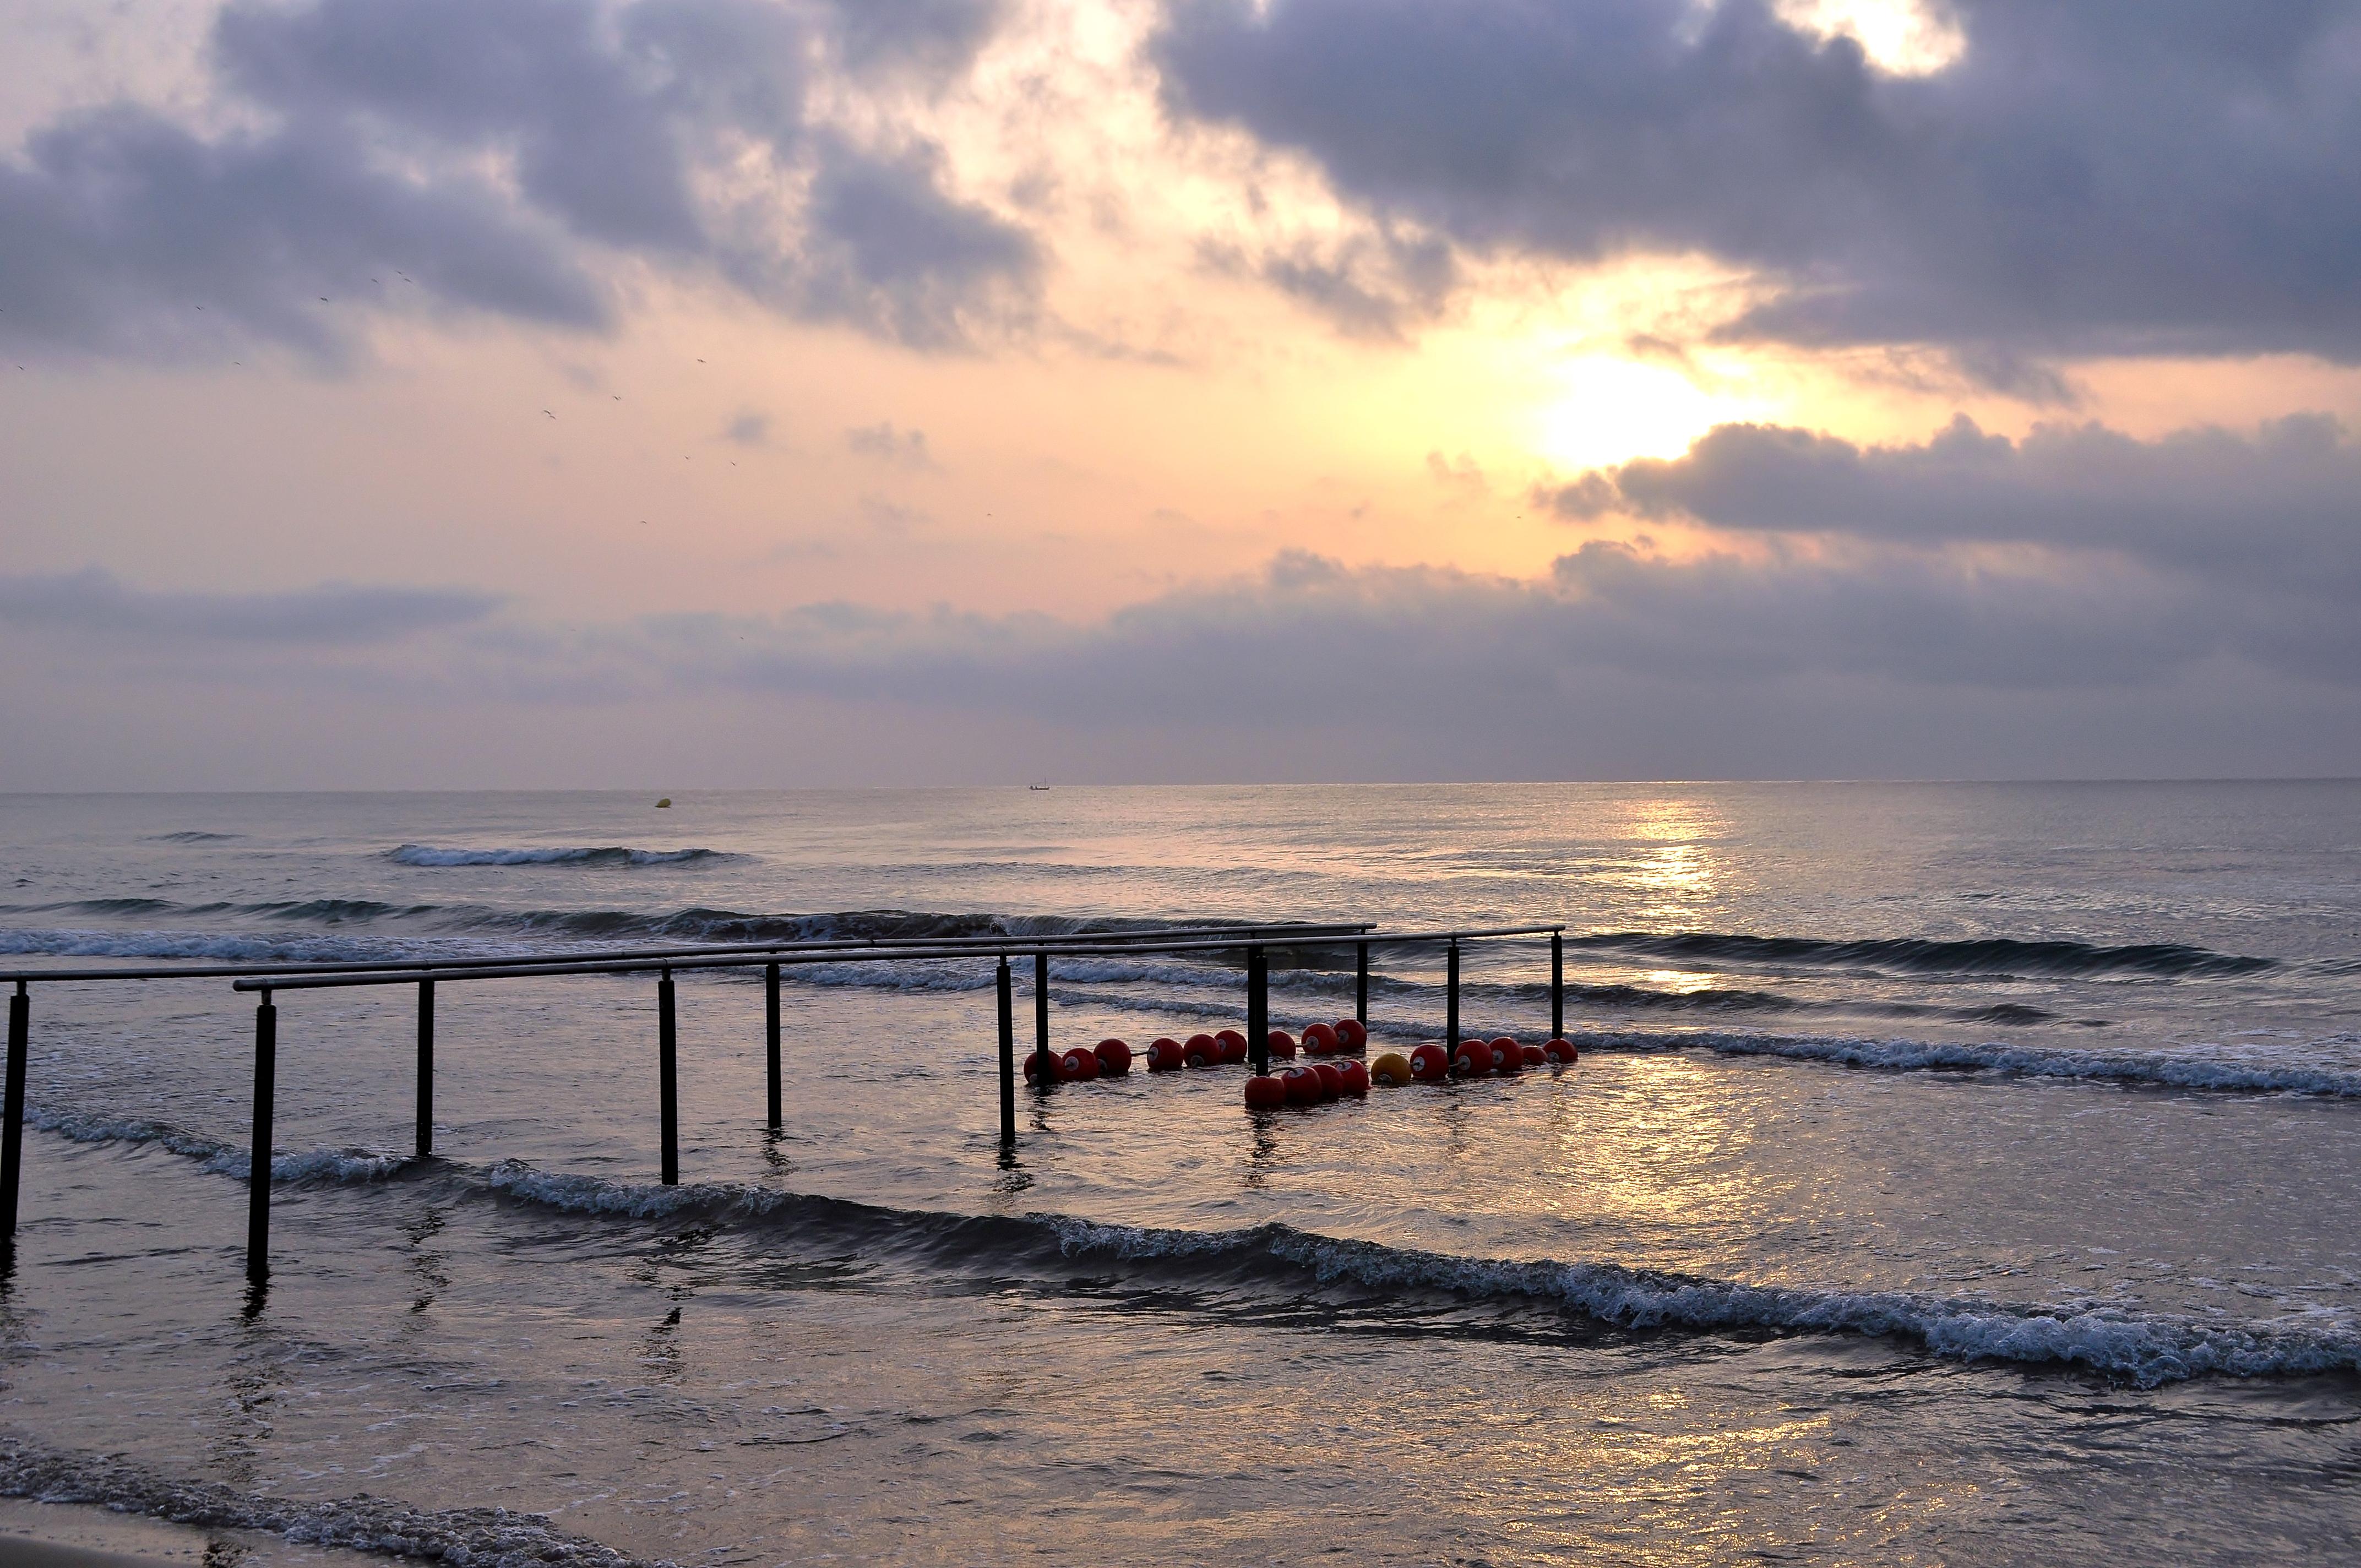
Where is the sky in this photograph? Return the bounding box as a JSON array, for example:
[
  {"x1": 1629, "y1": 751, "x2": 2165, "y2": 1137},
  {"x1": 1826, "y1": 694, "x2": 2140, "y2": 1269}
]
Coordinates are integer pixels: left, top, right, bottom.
[{"x1": 2, "y1": 0, "x2": 2358, "y2": 788}]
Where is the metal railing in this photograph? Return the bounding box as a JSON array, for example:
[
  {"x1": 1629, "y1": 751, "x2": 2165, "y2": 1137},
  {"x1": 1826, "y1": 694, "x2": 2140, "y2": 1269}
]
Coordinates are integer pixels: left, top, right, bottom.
[{"x1": 1, "y1": 919, "x2": 1567, "y2": 1292}]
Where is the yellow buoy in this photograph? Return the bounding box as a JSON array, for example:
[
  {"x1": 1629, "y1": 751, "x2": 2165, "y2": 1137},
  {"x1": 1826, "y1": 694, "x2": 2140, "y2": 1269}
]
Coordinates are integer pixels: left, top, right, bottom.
[
  {"x1": 655, "y1": 797, "x2": 672, "y2": 808},
  {"x1": 1369, "y1": 1051, "x2": 1413, "y2": 1086}
]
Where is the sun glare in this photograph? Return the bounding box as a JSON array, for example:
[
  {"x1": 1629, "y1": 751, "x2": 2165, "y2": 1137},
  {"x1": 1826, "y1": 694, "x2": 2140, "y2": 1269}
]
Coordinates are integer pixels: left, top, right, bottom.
[
  {"x1": 1531, "y1": 357, "x2": 1746, "y2": 472},
  {"x1": 1776, "y1": 0, "x2": 1966, "y2": 75}
]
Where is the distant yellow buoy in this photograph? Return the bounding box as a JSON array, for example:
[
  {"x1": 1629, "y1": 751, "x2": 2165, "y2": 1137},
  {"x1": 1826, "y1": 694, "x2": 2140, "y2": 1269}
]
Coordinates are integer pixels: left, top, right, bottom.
[{"x1": 655, "y1": 797, "x2": 672, "y2": 808}]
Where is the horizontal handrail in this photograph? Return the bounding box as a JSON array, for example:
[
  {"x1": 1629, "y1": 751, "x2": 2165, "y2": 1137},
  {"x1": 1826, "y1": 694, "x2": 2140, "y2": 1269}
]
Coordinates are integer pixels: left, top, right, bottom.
[
  {"x1": 0, "y1": 919, "x2": 1378, "y2": 988},
  {"x1": 233, "y1": 924, "x2": 1565, "y2": 993}
]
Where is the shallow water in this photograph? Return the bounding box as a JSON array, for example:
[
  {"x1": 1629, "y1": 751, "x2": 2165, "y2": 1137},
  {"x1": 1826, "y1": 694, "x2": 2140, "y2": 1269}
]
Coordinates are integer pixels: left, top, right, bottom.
[{"x1": 2, "y1": 783, "x2": 2357, "y2": 1563}]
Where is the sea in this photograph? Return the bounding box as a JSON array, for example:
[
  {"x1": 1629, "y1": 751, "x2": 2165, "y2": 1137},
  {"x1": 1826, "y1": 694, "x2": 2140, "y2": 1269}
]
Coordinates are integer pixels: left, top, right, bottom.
[{"x1": 0, "y1": 782, "x2": 2356, "y2": 1565}]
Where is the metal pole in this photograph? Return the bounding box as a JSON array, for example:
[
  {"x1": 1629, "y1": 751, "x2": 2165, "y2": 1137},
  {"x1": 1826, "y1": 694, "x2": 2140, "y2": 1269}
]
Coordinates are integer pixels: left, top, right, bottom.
[
  {"x1": 659, "y1": 968, "x2": 678, "y2": 1185},
  {"x1": 246, "y1": 991, "x2": 276, "y2": 1284},
  {"x1": 997, "y1": 957, "x2": 1015, "y2": 1144},
  {"x1": 1446, "y1": 941, "x2": 1460, "y2": 1053},
  {"x1": 1248, "y1": 945, "x2": 1269, "y2": 1075},
  {"x1": 1355, "y1": 941, "x2": 1369, "y2": 1027},
  {"x1": 765, "y1": 961, "x2": 782, "y2": 1131},
  {"x1": 415, "y1": 978, "x2": 434, "y2": 1161},
  {"x1": 1, "y1": 983, "x2": 28, "y2": 1254},
  {"x1": 1033, "y1": 951, "x2": 1050, "y2": 1093},
  {"x1": 1551, "y1": 932, "x2": 1563, "y2": 1039}
]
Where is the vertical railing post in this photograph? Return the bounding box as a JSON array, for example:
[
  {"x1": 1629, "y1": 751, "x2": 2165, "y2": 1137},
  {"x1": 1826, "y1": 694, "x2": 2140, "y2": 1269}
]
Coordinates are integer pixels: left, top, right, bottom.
[
  {"x1": 997, "y1": 957, "x2": 1015, "y2": 1144},
  {"x1": 1248, "y1": 945, "x2": 1269, "y2": 1076},
  {"x1": 1446, "y1": 941, "x2": 1461, "y2": 1053},
  {"x1": 246, "y1": 990, "x2": 276, "y2": 1285},
  {"x1": 415, "y1": 978, "x2": 434, "y2": 1161},
  {"x1": 1354, "y1": 941, "x2": 1369, "y2": 1027},
  {"x1": 658, "y1": 968, "x2": 678, "y2": 1186},
  {"x1": 765, "y1": 961, "x2": 782, "y2": 1131},
  {"x1": 1551, "y1": 932, "x2": 1563, "y2": 1040},
  {"x1": 1032, "y1": 951, "x2": 1050, "y2": 1093},
  {"x1": 2, "y1": 982, "x2": 28, "y2": 1256}
]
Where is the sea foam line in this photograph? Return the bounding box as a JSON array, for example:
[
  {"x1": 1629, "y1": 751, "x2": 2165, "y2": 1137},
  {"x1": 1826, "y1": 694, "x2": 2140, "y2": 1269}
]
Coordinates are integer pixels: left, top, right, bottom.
[{"x1": 0, "y1": 1439, "x2": 656, "y2": 1568}]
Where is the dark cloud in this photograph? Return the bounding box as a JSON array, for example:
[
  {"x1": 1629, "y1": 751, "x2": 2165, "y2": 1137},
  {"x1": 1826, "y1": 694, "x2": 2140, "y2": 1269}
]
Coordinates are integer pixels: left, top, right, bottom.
[
  {"x1": 844, "y1": 420, "x2": 935, "y2": 469},
  {"x1": 603, "y1": 535, "x2": 2331, "y2": 729},
  {"x1": 8, "y1": 534, "x2": 2354, "y2": 780},
  {"x1": 791, "y1": 142, "x2": 1040, "y2": 347},
  {"x1": 1202, "y1": 226, "x2": 1458, "y2": 341},
  {"x1": 0, "y1": 0, "x2": 1032, "y2": 362},
  {"x1": 1152, "y1": 0, "x2": 2361, "y2": 366},
  {"x1": 0, "y1": 107, "x2": 608, "y2": 361},
  {"x1": 1544, "y1": 413, "x2": 2361, "y2": 616},
  {"x1": 0, "y1": 568, "x2": 501, "y2": 644}
]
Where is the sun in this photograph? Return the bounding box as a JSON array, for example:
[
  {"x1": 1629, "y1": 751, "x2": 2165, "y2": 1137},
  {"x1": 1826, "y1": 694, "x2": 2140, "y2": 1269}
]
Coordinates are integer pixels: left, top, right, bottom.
[{"x1": 1530, "y1": 356, "x2": 1751, "y2": 472}]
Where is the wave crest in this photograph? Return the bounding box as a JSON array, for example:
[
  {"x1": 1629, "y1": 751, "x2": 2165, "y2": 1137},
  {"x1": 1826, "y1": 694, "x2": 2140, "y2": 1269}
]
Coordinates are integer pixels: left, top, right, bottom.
[
  {"x1": 470, "y1": 1169, "x2": 2361, "y2": 1386},
  {"x1": 388, "y1": 843, "x2": 737, "y2": 867},
  {"x1": 1571, "y1": 930, "x2": 2274, "y2": 979}
]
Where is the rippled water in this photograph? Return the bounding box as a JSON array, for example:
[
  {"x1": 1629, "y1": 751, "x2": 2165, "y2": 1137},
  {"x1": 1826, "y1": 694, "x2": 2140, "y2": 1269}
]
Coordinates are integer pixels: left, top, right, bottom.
[{"x1": 1, "y1": 783, "x2": 2357, "y2": 1564}]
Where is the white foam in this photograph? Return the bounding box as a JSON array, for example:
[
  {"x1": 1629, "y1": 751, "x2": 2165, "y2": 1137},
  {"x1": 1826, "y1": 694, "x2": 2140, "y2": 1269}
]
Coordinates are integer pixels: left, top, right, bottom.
[
  {"x1": 0, "y1": 1439, "x2": 644, "y2": 1568},
  {"x1": 485, "y1": 1158, "x2": 793, "y2": 1219},
  {"x1": 27, "y1": 1107, "x2": 407, "y2": 1184}
]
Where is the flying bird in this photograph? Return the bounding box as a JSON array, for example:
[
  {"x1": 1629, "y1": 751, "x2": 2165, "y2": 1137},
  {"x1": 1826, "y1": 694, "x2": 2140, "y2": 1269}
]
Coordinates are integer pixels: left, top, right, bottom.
[{"x1": 543, "y1": 410, "x2": 556, "y2": 418}]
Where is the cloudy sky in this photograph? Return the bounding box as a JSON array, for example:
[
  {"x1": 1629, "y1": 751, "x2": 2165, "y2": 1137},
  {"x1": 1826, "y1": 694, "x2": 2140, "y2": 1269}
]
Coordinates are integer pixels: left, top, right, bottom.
[{"x1": 3, "y1": 0, "x2": 2357, "y2": 787}]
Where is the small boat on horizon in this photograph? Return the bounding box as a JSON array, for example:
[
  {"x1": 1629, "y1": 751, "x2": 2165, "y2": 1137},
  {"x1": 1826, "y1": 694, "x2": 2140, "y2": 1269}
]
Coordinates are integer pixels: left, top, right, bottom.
[{"x1": 1029, "y1": 780, "x2": 1051, "y2": 791}]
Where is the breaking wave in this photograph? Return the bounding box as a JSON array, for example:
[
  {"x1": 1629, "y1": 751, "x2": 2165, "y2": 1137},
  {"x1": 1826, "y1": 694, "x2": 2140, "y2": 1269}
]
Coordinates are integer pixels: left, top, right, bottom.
[
  {"x1": 1565, "y1": 1026, "x2": 2361, "y2": 1097},
  {"x1": 1569, "y1": 930, "x2": 2275, "y2": 979},
  {"x1": 26, "y1": 1106, "x2": 410, "y2": 1183},
  {"x1": 387, "y1": 843, "x2": 739, "y2": 867},
  {"x1": 24, "y1": 1116, "x2": 2361, "y2": 1387},
  {"x1": 460, "y1": 1167, "x2": 2361, "y2": 1386}
]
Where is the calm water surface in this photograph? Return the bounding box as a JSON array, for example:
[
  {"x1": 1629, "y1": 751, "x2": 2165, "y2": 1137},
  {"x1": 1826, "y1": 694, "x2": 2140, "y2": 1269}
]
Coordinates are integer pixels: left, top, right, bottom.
[{"x1": 0, "y1": 783, "x2": 2356, "y2": 1564}]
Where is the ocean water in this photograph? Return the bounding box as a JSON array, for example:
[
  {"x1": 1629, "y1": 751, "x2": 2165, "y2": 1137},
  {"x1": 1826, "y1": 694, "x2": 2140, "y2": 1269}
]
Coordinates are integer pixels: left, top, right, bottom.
[{"x1": 0, "y1": 782, "x2": 2357, "y2": 1565}]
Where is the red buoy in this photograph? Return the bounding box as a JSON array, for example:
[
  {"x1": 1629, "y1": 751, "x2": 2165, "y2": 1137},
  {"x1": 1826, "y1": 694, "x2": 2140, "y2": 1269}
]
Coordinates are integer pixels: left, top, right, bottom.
[
  {"x1": 1243, "y1": 1074, "x2": 1287, "y2": 1109},
  {"x1": 1335, "y1": 1018, "x2": 1368, "y2": 1052},
  {"x1": 1023, "y1": 1049, "x2": 1056, "y2": 1084},
  {"x1": 1266, "y1": 1030, "x2": 1298, "y2": 1059},
  {"x1": 1520, "y1": 1043, "x2": 1546, "y2": 1066},
  {"x1": 1282, "y1": 1067, "x2": 1323, "y2": 1105},
  {"x1": 1146, "y1": 1037, "x2": 1186, "y2": 1071},
  {"x1": 1311, "y1": 1062, "x2": 1344, "y2": 1100},
  {"x1": 1409, "y1": 1042, "x2": 1450, "y2": 1082},
  {"x1": 1452, "y1": 1039, "x2": 1492, "y2": 1075},
  {"x1": 1302, "y1": 1022, "x2": 1339, "y2": 1055},
  {"x1": 1095, "y1": 1038, "x2": 1133, "y2": 1075},
  {"x1": 1543, "y1": 1037, "x2": 1579, "y2": 1064},
  {"x1": 1491, "y1": 1036, "x2": 1522, "y2": 1073},
  {"x1": 1059, "y1": 1047, "x2": 1100, "y2": 1080},
  {"x1": 1334, "y1": 1059, "x2": 1370, "y2": 1096},
  {"x1": 1215, "y1": 1030, "x2": 1249, "y2": 1063},
  {"x1": 1182, "y1": 1033, "x2": 1220, "y2": 1068}
]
